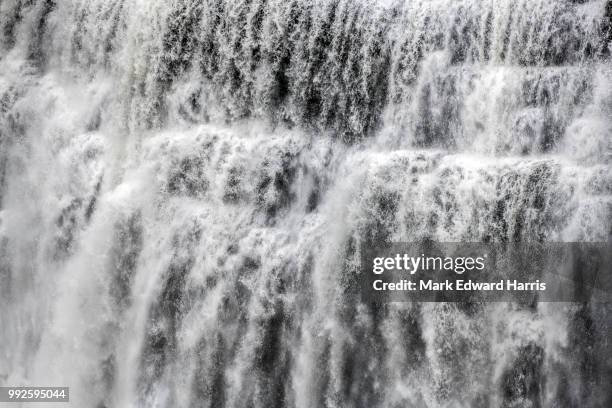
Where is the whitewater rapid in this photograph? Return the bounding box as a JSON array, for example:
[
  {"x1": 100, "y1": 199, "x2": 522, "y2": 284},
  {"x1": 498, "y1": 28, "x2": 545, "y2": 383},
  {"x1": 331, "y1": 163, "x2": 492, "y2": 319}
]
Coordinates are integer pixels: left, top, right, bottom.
[{"x1": 1, "y1": 0, "x2": 611, "y2": 407}]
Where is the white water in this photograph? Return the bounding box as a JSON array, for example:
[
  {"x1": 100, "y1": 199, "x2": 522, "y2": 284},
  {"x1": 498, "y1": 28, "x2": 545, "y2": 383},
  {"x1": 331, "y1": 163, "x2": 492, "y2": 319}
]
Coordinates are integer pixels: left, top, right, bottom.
[{"x1": 0, "y1": 0, "x2": 611, "y2": 407}]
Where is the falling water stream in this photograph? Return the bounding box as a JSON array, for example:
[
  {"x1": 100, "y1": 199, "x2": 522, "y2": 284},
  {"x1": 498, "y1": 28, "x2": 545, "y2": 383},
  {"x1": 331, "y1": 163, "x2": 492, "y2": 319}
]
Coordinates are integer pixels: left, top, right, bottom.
[{"x1": 0, "y1": 0, "x2": 611, "y2": 407}]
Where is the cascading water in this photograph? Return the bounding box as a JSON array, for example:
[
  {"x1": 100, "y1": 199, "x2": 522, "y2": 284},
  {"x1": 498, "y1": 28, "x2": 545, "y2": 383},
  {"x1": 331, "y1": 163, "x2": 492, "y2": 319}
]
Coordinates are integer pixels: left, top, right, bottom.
[{"x1": 0, "y1": 0, "x2": 611, "y2": 407}]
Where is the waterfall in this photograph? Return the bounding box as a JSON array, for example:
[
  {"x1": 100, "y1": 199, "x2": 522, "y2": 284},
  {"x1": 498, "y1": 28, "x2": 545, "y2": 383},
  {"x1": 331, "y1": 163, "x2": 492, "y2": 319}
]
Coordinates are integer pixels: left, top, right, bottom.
[{"x1": 0, "y1": 0, "x2": 611, "y2": 406}]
